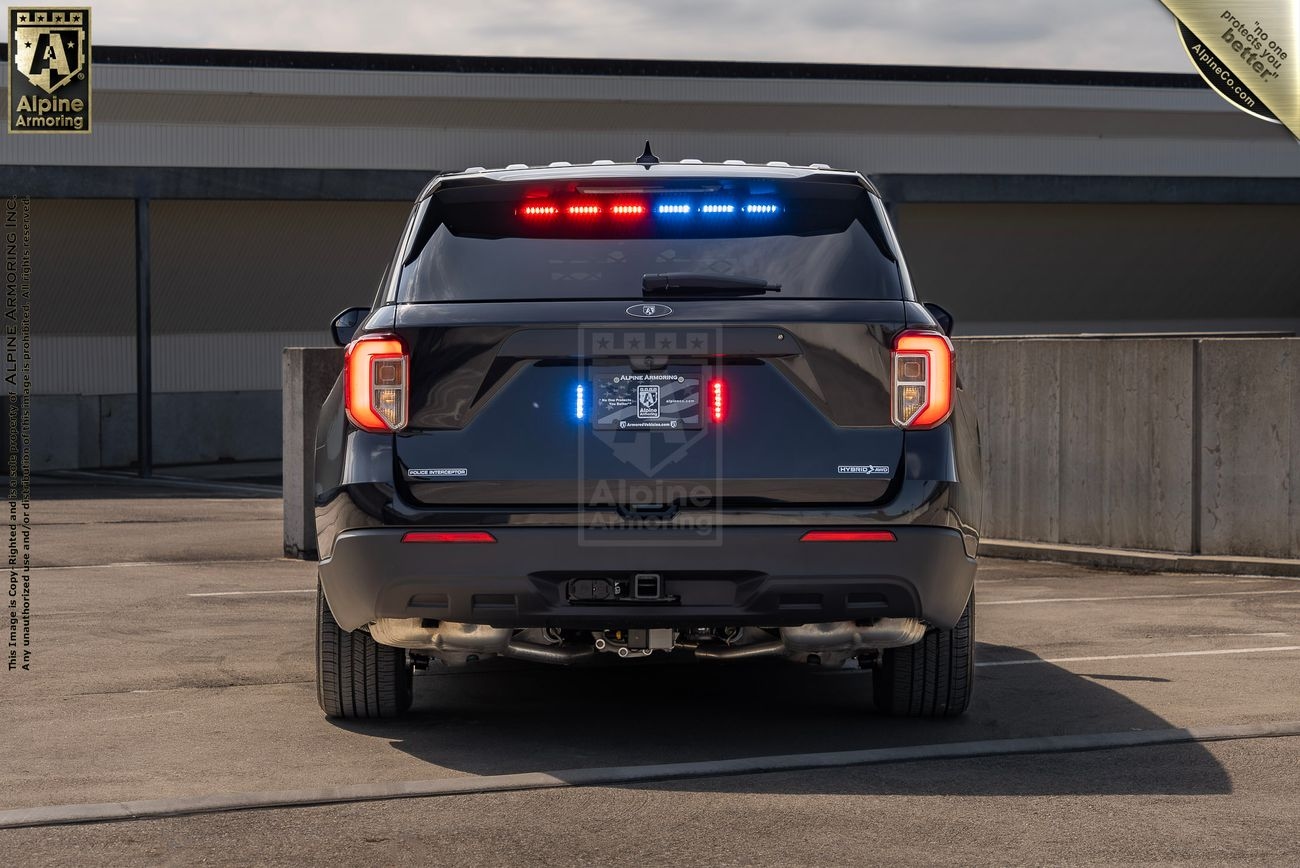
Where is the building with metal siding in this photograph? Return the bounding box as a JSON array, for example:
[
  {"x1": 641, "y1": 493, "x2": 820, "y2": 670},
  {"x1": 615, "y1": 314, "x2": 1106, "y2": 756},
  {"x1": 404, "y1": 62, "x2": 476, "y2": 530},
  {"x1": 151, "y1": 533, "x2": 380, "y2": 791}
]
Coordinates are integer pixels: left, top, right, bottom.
[{"x1": 2, "y1": 47, "x2": 1298, "y2": 470}]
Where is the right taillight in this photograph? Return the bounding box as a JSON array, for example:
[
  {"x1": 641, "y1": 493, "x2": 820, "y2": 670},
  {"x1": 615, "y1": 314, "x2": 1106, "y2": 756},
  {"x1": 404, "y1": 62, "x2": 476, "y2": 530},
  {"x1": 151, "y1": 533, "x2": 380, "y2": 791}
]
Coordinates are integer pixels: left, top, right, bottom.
[
  {"x1": 344, "y1": 334, "x2": 408, "y2": 433},
  {"x1": 891, "y1": 330, "x2": 954, "y2": 429}
]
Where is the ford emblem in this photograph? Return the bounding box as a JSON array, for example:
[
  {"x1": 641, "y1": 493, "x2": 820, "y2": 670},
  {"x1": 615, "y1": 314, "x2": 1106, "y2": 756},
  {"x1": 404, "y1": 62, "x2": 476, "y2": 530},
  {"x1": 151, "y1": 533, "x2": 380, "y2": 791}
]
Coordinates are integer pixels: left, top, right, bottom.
[{"x1": 627, "y1": 303, "x2": 673, "y2": 318}]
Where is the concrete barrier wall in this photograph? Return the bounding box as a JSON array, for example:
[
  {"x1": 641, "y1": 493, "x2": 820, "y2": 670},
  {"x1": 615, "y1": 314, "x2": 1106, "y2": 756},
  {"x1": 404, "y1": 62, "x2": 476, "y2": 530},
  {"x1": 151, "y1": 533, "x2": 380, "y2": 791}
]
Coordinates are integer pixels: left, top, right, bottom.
[
  {"x1": 28, "y1": 390, "x2": 282, "y2": 471},
  {"x1": 1197, "y1": 340, "x2": 1300, "y2": 558},
  {"x1": 281, "y1": 337, "x2": 1300, "y2": 560},
  {"x1": 958, "y1": 336, "x2": 1300, "y2": 559}
]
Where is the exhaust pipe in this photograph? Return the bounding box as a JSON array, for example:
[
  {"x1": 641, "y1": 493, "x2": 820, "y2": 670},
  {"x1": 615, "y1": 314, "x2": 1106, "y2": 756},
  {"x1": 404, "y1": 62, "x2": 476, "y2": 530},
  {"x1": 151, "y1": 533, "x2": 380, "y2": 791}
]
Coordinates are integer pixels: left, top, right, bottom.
[
  {"x1": 370, "y1": 619, "x2": 593, "y2": 665},
  {"x1": 695, "y1": 620, "x2": 924, "y2": 663},
  {"x1": 780, "y1": 619, "x2": 925, "y2": 653},
  {"x1": 693, "y1": 641, "x2": 786, "y2": 661},
  {"x1": 504, "y1": 641, "x2": 594, "y2": 665}
]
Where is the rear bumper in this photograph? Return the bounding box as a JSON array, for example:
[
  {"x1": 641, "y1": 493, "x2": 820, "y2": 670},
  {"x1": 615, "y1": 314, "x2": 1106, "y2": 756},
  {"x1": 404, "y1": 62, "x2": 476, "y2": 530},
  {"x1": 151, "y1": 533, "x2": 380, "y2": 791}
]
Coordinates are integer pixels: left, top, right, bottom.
[{"x1": 318, "y1": 525, "x2": 976, "y2": 632}]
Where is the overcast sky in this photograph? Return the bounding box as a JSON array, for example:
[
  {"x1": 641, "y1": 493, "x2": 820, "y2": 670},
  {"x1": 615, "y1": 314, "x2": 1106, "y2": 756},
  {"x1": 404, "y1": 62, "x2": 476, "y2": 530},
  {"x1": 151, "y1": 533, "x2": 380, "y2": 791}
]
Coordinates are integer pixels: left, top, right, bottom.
[{"x1": 90, "y1": 0, "x2": 1189, "y2": 72}]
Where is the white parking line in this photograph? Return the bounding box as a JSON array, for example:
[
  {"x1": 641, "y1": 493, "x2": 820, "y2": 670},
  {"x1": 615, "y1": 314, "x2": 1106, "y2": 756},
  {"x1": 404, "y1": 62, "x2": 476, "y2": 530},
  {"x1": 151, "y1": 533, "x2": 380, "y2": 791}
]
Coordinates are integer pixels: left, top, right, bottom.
[
  {"x1": 2, "y1": 720, "x2": 1297, "y2": 830},
  {"x1": 978, "y1": 645, "x2": 1300, "y2": 668},
  {"x1": 982, "y1": 589, "x2": 1300, "y2": 605},
  {"x1": 1184, "y1": 632, "x2": 1290, "y2": 638},
  {"x1": 36, "y1": 558, "x2": 288, "y2": 572},
  {"x1": 187, "y1": 590, "x2": 315, "y2": 597},
  {"x1": 1188, "y1": 578, "x2": 1279, "y2": 584}
]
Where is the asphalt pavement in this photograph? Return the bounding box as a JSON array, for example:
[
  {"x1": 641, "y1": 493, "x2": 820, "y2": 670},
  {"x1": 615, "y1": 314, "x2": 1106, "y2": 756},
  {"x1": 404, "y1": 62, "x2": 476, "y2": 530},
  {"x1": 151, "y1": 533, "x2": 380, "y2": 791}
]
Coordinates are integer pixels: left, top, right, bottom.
[{"x1": 3, "y1": 475, "x2": 1299, "y2": 865}]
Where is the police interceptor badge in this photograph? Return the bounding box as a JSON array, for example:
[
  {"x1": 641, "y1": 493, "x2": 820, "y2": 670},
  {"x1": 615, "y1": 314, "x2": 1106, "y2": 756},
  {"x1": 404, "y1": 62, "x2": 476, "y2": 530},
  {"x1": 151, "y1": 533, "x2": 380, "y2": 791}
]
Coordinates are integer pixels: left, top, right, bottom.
[
  {"x1": 7, "y1": 7, "x2": 91, "y2": 133},
  {"x1": 407, "y1": 467, "x2": 468, "y2": 479}
]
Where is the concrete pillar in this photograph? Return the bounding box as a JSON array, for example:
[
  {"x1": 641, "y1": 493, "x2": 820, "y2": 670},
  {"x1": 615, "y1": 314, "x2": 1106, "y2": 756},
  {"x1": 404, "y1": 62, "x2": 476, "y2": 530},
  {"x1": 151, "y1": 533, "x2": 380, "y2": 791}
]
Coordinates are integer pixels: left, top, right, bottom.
[{"x1": 282, "y1": 347, "x2": 343, "y2": 559}]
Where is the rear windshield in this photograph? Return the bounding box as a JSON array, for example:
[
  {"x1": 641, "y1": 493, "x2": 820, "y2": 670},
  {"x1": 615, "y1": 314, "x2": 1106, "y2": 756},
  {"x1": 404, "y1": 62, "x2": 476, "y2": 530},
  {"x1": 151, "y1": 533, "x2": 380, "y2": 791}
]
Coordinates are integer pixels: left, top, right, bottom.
[{"x1": 395, "y1": 176, "x2": 902, "y2": 303}]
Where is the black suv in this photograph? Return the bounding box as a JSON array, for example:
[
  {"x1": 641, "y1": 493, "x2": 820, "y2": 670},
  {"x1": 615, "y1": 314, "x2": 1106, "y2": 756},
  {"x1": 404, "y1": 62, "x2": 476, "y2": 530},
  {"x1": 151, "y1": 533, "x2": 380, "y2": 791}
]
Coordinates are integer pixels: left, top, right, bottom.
[{"x1": 314, "y1": 154, "x2": 982, "y2": 720}]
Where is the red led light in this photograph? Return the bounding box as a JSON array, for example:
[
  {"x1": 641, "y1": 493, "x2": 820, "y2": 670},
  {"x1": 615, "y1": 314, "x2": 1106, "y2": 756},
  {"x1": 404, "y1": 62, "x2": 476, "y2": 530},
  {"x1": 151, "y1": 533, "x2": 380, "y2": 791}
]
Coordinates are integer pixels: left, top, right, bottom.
[
  {"x1": 401, "y1": 531, "x2": 497, "y2": 544},
  {"x1": 567, "y1": 202, "x2": 602, "y2": 216},
  {"x1": 519, "y1": 204, "x2": 558, "y2": 218},
  {"x1": 609, "y1": 202, "x2": 647, "y2": 217},
  {"x1": 800, "y1": 530, "x2": 897, "y2": 542},
  {"x1": 708, "y1": 378, "x2": 726, "y2": 423}
]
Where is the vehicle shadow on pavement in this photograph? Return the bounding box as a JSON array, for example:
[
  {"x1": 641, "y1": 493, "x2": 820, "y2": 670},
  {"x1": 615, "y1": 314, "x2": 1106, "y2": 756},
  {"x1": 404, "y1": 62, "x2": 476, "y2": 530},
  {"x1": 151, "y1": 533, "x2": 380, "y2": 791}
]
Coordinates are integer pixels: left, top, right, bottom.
[{"x1": 332, "y1": 641, "x2": 1231, "y2": 796}]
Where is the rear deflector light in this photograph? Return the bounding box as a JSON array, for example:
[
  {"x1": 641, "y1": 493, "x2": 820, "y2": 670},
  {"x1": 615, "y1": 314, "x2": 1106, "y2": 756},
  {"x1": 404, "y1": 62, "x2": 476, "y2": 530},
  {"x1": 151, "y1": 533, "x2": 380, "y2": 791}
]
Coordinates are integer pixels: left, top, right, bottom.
[
  {"x1": 344, "y1": 335, "x2": 408, "y2": 433},
  {"x1": 521, "y1": 199, "x2": 782, "y2": 223},
  {"x1": 609, "y1": 202, "x2": 646, "y2": 217},
  {"x1": 402, "y1": 531, "x2": 497, "y2": 544},
  {"x1": 891, "y1": 330, "x2": 954, "y2": 429},
  {"x1": 520, "y1": 204, "x2": 558, "y2": 218},
  {"x1": 800, "y1": 530, "x2": 897, "y2": 542},
  {"x1": 708, "y1": 378, "x2": 726, "y2": 423}
]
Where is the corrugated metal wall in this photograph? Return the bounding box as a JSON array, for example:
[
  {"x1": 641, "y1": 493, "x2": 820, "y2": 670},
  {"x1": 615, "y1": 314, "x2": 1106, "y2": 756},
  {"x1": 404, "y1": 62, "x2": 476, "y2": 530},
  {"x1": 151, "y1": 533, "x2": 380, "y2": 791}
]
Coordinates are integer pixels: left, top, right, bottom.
[
  {"x1": 14, "y1": 60, "x2": 1300, "y2": 401},
  {"x1": 5, "y1": 64, "x2": 1300, "y2": 175},
  {"x1": 897, "y1": 203, "x2": 1300, "y2": 335},
  {"x1": 33, "y1": 199, "x2": 410, "y2": 394}
]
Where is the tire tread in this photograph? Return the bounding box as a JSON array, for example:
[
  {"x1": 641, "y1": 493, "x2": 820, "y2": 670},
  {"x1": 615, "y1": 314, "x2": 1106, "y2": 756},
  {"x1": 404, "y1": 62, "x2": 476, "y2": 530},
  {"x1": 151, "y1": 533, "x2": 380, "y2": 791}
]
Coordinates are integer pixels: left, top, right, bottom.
[
  {"x1": 316, "y1": 582, "x2": 412, "y2": 719},
  {"x1": 873, "y1": 596, "x2": 974, "y2": 718}
]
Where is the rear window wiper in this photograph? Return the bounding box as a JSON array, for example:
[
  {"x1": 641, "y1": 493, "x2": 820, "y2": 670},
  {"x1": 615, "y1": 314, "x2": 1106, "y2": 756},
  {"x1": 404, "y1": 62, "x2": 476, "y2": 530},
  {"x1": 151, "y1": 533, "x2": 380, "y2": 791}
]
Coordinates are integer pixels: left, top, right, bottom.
[{"x1": 642, "y1": 273, "x2": 781, "y2": 297}]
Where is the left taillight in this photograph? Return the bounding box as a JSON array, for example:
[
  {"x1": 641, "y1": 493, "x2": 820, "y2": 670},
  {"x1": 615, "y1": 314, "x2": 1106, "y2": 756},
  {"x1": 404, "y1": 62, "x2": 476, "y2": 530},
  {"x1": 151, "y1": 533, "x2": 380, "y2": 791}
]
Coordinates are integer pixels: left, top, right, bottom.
[
  {"x1": 891, "y1": 330, "x2": 954, "y2": 429},
  {"x1": 344, "y1": 335, "x2": 408, "y2": 433}
]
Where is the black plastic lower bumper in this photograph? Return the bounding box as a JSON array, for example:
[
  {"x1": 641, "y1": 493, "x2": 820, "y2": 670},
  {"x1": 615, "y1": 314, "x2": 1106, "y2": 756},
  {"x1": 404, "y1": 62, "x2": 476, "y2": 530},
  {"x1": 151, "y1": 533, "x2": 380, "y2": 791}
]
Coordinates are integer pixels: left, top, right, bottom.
[{"x1": 318, "y1": 525, "x2": 976, "y2": 632}]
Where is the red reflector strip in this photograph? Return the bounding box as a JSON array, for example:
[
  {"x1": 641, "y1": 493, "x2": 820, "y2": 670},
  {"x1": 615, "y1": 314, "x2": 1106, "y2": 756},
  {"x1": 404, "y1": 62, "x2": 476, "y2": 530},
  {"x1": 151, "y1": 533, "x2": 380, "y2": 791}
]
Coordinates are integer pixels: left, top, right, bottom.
[
  {"x1": 401, "y1": 531, "x2": 497, "y2": 544},
  {"x1": 800, "y1": 530, "x2": 896, "y2": 542}
]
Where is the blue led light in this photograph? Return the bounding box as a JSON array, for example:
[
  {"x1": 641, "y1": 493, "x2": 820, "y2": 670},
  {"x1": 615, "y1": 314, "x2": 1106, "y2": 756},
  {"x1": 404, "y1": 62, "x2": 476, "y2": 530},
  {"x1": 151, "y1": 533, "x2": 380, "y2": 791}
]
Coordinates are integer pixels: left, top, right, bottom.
[
  {"x1": 650, "y1": 200, "x2": 781, "y2": 219},
  {"x1": 575, "y1": 383, "x2": 585, "y2": 420}
]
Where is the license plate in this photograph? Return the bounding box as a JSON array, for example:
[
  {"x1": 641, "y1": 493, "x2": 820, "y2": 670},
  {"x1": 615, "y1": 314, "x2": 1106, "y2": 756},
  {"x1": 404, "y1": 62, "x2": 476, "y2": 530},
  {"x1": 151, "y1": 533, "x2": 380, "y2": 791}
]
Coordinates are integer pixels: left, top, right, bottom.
[{"x1": 592, "y1": 369, "x2": 702, "y2": 430}]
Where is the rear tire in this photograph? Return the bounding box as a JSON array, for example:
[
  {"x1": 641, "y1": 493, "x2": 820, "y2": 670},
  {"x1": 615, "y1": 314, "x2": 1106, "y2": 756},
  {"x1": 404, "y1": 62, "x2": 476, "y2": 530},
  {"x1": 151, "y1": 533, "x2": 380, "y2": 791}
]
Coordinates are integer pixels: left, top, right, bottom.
[
  {"x1": 316, "y1": 582, "x2": 412, "y2": 719},
  {"x1": 872, "y1": 596, "x2": 974, "y2": 718}
]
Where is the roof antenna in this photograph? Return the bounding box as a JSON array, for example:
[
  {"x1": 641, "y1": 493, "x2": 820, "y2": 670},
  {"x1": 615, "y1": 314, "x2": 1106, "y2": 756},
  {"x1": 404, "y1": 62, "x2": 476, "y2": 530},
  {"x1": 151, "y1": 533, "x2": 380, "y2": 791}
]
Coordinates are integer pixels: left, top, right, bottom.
[{"x1": 636, "y1": 140, "x2": 659, "y2": 168}]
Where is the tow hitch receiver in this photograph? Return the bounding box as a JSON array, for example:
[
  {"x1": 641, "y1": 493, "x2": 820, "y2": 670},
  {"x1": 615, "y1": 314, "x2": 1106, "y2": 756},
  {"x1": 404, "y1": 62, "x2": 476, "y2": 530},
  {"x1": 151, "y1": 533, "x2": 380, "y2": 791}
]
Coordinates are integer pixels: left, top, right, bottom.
[{"x1": 567, "y1": 573, "x2": 671, "y2": 603}]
